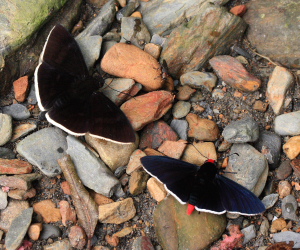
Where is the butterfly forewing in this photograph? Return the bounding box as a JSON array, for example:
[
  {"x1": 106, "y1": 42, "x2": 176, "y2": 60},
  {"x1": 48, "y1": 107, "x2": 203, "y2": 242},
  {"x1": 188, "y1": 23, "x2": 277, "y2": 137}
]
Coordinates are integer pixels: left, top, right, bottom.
[
  {"x1": 141, "y1": 156, "x2": 198, "y2": 203},
  {"x1": 216, "y1": 175, "x2": 265, "y2": 215}
]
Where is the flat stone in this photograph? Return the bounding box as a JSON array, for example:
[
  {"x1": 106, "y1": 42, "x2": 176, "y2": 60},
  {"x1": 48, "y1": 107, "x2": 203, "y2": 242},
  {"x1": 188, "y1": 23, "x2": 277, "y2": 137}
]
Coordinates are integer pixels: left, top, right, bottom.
[
  {"x1": 154, "y1": 195, "x2": 226, "y2": 250},
  {"x1": 67, "y1": 135, "x2": 123, "y2": 197},
  {"x1": 147, "y1": 177, "x2": 167, "y2": 202},
  {"x1": 120, "y1": 17, "x2": 151, "y2": 49},
  {"x1": 222, "y1": 117, "x2": 259, "y2": 143},
  {"x1": 5, "y1": 207, "x2": 33, "y2": 250},
  {"x1": 16, "y1": 127, "x2": 67, "y2": 177},
  {"x1": 170, "y1": 119, "x2": 188, "y2": 140},
  {"x1": 157, "y1": 140, "x2": 187, "y2": 159},
  {"x1": 33, "y1": 200, "x2": 61, "y2": 223},
  {"x1": 13, "y1": 75, "x2": 30, "y2": 102},
  {"x1": 139, "y1": 120, "x2": 179, "y2": 149},
  {"x1": 274, "y1": 111, "x2": 300, "y2": 136},
  {"x1": 113, "y1": 227, "x2": 133, "y2": 238},
  {"x1": 8, "y1": 188, "x2": 36, "y2": 200},
  {"x1": 121, "y1": 91, "x2": 174, "y2": 131},
  {"x1": 186, "y1": 113, "x2": 220, "y2": 141},
  {"x1": 43, "y1": 239, "x2": 71, "y2": 250},
  {"x1": 101, "y1": 43, "x2": 163, "y2": 91},
  {"x1": 98, "y1": 198, "x2": 136, "y2": 224},
  {"x1": 241, "y1": 224, "x2": 256, "y2": 244},
  {"x1": 181, "y1": 141, "x2": 217, "y2": 166},
  {"x1": 176, "y1": 85, "x2": 196, "y2": 101},
  {"x1": 0, "y1": 173, "x2": 41, "y2": 190},
  {"x1": 283, "y1": 136, "x2": 300, "y2": 159},
  {"x1": 209, "y1": 55, "x2": 261, "y2": 92},
  {"x1": 0, "y1": 114, "x2": 12, "y2": 146},
  {"x1": 0, "y1": 200, "x2": 29, "y2": 232},
  {"x1": 2, "y1": 104, "x2": 30, "y2": 120},
  {"x1": 116, "y1": 0, "x2": 139, "y2": 21},
  {"x1": 282, "y1": 195, "x2": 299, "y2": 221},
  {"x1": 144, "y1": 43, "x2": 162, "y2": 60},
  {"x1": 273, "y1": 231, "x2": 300, "y2": 248},
  {"x1": 180, "y1": 71, "x2": 217, "y2": 92},
  {"x1": 266, "y1": 66, "x2": 294, "y2": 114},
  {"x1": 276, "y1": 160, "x2": 292, "y2": 180},
  {"x1": 278, "y1": 180, "x2": 292, "y2": 199},
  {"x1": 226, "y1": 143, "x2": 268, "y2": 196},
  {"x1": 86, "y1": 133, "x2": 138, "y2": 172},
  {"x1": 129, "y1": 170, "x2": 149, "y2": 195},
  {"x1": 102, "y1": 78, "x2": 142, "y2": 106},
  {"x1": 262, "y1": 193, "x2": 279, "y2": 210},
  {"x1": 126, "y1": 149, "x2": 147, "y2": 174},
  {"x1": 0, "y1": 158, "x2": 32, "y2": 174},
  {"x1": 90, "y1": 191, "x2": 114, "y2": 206},
  {"x1": 10, "y1": 123, "x2": 37, "y2": 142},
  {"x1": 75, "y1": 35, "x2": 102, "y2": 69}
]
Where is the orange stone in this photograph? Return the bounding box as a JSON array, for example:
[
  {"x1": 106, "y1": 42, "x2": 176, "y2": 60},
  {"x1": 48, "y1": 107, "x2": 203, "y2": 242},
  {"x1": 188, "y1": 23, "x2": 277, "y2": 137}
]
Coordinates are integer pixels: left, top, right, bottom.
[
  {"x1": 13, "y1": 76, "x2": 30, "y2": 102},
  {"x1": 0, "y1": 159, "x2": 32, "y2": 174},
  {"x1": 230, "y1": 5, "x2": 247, "y2": 16},
  {"x1": 33, "y1": 200, "x2": 61, "y2": 223}
]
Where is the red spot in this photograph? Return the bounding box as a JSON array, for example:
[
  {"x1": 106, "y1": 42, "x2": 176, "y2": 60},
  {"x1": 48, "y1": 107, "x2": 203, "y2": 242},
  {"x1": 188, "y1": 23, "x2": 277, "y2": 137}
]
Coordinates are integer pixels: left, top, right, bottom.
[
  {"x1": 187, "y1": 204, "x2": 195, "y2": 215},
  {"x1": 207, "y1": 159, "x2": 215, "y2": 163}
]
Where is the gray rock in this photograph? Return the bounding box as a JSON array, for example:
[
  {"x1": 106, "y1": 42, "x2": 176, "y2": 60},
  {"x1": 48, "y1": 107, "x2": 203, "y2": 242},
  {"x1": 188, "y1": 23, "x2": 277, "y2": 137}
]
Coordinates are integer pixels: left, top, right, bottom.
[
  {"x1": 190, "y1": 90, "x2": 205, "y2": 102},
  {"x1": 16, "y1": 127, "x2": 67, "y2": 177},
  {"x1": 244, "y1": 0, "x2": 300, "y2": 68},
  {"x1": 266, "y1": 66, "x2": 294, "y2": 115},
  {"x1": 0, "y1": 147, "x2": 15, "y2": 159},
  {"x1": 212, "y1": 89, "x2": 225, "y2": 99},
  {"x1": 172, "y1": 101, "x2": 191, "y2": 119},
  {"x1": 132, "y1": 236, "x2": 155, "y2": 250},
  {"x1": 180, "y1": 71, "x2": 217, "y2": 92},
  {"x1": 241, "y1": 224, "x2": 256, "y2": 244},
  {"x1": 222, "y1": 117, "x2": 259, "y2": 143},
  {"x1": 2, "y1": 104, "x2": 30, "y2": 120},
  {"x1": 77, "y1": 0, "x2": 116, "y2": 38},
  {"x1": 66, "y1": 135, "x2": 123, "y2": 197},
  {"x1": 262, "y1": 193, "x2": 279, "y2": 209},
  {"x1": 150, "y1": 34, "x2": 166, "y2": 46},
  {"x1": 116, "y1": 0, "x2": 140, "y2": 21},
  {"x1": 0, "y1": 189, "x2": 8, "y2": 210},
  {"x1": 40, "y1": 224, "x2": 62, "y2": 240},
  {"x1": 259, "y1": 216, "x2": 269, "y2": 236},
  {"x1": 120, "y1": 17, "x2": 151, "y2": 49},
  {"x1": 5, "y1": 207, "x2": 33, "y2": 250},
  {"x1": 276, "y1": 160, "x2": 292, "y2": 180},
  {"x1": 274, "y1": 111, "x2": 300, "y2": 136},
  {"x1": 170, "y1": 119, "x2": 188, "y2": 140},
  {"x1": 273, "y1": 231, "x2": 300, "y2": 248},
  {"x1": 43, "y1": 239, "x2": 71, "y2": 250},
  {"x1": 254, "y1": 131, "x2": 281, "y2": 169},
  {"x1": 76, "y1": 36, "x2": 102, "y2": 69},
  {"x1": 226, "y1": 143, "x2": 268, "y2": 196},
  {"x1": 282, "y1": 195, "x2": 299, "y2": 221},
  {"x1": 0, "y1": 114, "x2": 12, "y2": 146},
  {"x1": 27, "y1": 84, "x2": 37, "y2": 104}
]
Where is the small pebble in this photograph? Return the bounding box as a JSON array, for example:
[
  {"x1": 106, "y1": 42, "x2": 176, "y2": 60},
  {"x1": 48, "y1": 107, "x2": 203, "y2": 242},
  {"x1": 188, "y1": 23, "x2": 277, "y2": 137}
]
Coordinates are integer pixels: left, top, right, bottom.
[
  {"x1": 147, "y1": 177, "x2": 167, "y2": 202},
  {"x1": 157, "y1": 140, "x2": 187, "y2": 159},
  {"x1": 270, "y1": 218, "x2": 287, "y2": 233},
  {"x1": 253, "y1": 100, "x2": 268, "y2": 112},
  {"x1": 172, "y1": 101, "x2": 191, "y2": 118},
  {"x1": 13, "y1": 76, "x2": 30, "y2": 102},
  {"x1": 40, "y1": 224, "x2": 62, "y2": 240},
  {"x1": 274, "y1": 111, "x2": 300, "y2": 136},
  {"x1": 126, "y1": 149, "x2": 147, "y2": 174},
  {"x1": 212, "y1": 89, "x2": 225, "y2": 99},
  {"x1": 259, "y1": 217, "x2": 269, "y2": 236},
  {"x1": 282, "y1": 195, "x2": 299, "y2": 221},
  {"x1": 278, "y1": 181, "x2": 292, "y2": 198},
  {"x1": 33, "y1": 200, "x2": 61, "y2": 223},
  {"x1": 144, "y1": 43, "x2": 162, "y2": 60},
  {"x1": 241, "y1": 224, "x2": 256, "y2": 244},
  {"x1": 170, "y1": 119, "x2": 188, "y2": 140},
  {"x1": 69, "y1": 225, "x2": 87, "y2": 249},
  {"x1": 283, "y1": 135, "x2": 300, "y2": 159},
  {"x1": 276, "y1": 160, "x2": 292, "y2": 179},
  {"x1": 262, "y1": 193, "x2": 279, "y2": 209},
  {"x1": 129, "y1": 170, "x2": 149, "y2": 195},
  {"x1": 28, "y1": 223, "x2": 43, "y2": 241},
  {"x1": 230, "y1": 5, "x2": 247, "y2": 16},
  {"x1": 176, "y1": 85, "x2": 196, "y2": 100},
  {"x1": 291, "y1": 159, "x2": 300, "y2": 178},
  {"x1": 180, "y1": 71, "x2": 217, "y2": 92}
]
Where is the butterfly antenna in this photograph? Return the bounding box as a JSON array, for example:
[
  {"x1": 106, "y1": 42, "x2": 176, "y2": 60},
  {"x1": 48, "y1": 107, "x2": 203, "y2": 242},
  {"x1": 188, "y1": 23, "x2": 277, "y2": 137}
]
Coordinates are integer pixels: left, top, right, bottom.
[
  {"x1": 103, "y1": 80, "x2": 136, "y2": 100},
  {"x1": 185, "y1": 142, "x2": 209, "y2": 160}
]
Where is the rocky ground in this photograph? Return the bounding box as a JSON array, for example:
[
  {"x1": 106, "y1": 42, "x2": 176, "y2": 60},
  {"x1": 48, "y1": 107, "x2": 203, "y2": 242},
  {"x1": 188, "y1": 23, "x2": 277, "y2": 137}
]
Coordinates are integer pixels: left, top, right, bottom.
[{"x1": 0, "y1": 0, "x2": 300, "y2": 249}]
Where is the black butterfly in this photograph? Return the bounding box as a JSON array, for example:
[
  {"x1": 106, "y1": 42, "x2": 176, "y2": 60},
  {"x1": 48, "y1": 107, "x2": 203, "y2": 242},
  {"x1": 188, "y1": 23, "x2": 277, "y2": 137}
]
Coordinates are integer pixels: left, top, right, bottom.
[
  {"x1": 141, "y1": 156, "x2": 265, "y2": 216},
  {"x1": 34, "y1": 24, "x2": 135, "y2": 144}
]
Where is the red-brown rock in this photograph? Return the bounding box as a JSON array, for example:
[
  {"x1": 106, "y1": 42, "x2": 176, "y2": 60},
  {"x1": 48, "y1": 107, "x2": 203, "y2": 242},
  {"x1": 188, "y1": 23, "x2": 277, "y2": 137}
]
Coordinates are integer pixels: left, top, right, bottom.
[
  {"x1": 33, "y1": 200, "x2": 61, "y2": 223},
  {"x1": 230, "y1": 5, "x2": 247, "y2": 16},
  {"x1": 121, "y1": 91, "x2": 174, "y2": 131},
  {"x1": 8, "y1": 188, "x2": 36, "y2": 200},
  {"x1": 0, "y1": 159, "x2": 32, "y2": 174},
  {"x1": 157, "y1": 139, "x2": 187, "y2": 159},
  {"x1": 101, "y1": 43, "x2": 163, "y2": 91},
  {"x1": 139, "y1": 120, "x2": 179, "y2": 149},
  {"x1": 186, "y1": 113, "x2": 220, "y2": 141},
  {"x1": 69, "y1": 225, "x2": 87, "y2": 249},
  {"x1": 105, "y1": 235, "x2": 119, "y2": 247},
  {"x1": 13, "y1": 76, "x2": 30, "y2": 102},
  {"x1": 59, "y1": 200, "x2": 77, "y2": 226},
  {"x1": 90, "y1": 191, "x2": 114, "y2": 206},
  {"x1": 60, "y1": 181, "x2": 71, "y2": 195},
  {"x1": 209, "y1": 55, "x2": 261, "y2": 92}
]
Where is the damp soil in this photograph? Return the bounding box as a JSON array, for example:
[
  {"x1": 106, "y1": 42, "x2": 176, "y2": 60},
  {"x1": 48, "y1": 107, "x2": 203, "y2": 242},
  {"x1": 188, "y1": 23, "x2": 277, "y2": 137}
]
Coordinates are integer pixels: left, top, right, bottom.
[{"x1": 4, "y1": 0, "x2": 300, "y2": 249}]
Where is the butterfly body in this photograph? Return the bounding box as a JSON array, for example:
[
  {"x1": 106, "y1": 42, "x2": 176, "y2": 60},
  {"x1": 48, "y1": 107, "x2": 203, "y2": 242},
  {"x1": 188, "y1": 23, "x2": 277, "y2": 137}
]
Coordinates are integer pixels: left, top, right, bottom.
[
  {"x1": 35, "y1": 24, "x2": 135, "y2": 143},
  {"x1": 141, "y1": 156, "x2": 265, "y2": 216}
]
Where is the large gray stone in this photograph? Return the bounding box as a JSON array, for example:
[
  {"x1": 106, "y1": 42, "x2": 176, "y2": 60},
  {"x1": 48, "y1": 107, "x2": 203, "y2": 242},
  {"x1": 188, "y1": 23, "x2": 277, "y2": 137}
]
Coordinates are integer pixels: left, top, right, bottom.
[
  {"x1": 2, "y1": 104, "x2": 30, "y2": 120},
  {"x1": 16, "y1": 127, "x2": 67, "y2": 177},
  {"x1": 66, "y1": 135, "x2": 123, "y2": 197},
  {"x1": 244, "y1": 0, "x2": 300, "y2": 68},
  {"x1": 273, "y1": 231, "x2": 300, "y2": 248},
  {"x1": 274, "y1": 111, "x2": 300, "y2": 136}
]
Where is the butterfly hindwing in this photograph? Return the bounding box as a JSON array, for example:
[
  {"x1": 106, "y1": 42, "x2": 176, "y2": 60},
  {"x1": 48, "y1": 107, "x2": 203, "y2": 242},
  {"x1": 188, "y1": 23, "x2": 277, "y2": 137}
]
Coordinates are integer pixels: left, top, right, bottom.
[
  {"x1": 215, "y1": 175, "x2": 265, "y2": 215},
  {"x1": 141, "y1": 156, "x2": 198, "y2": 203}
]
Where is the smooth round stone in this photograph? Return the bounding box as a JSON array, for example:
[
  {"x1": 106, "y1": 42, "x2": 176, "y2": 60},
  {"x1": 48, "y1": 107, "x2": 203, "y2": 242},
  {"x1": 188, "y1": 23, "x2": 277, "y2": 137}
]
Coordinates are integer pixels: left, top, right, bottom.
[
  {"x1": 2, "y1": 104, "x2": 30, "y2": 120},
  {"x1": 281, "y1": 195, "x2": 299, "y2": 221},
  {"x1": 222, "y1": 117, "x2": 259, "y2": 143},
  {"x1": 170, "y1": 119, "x2": 188, "y2": 140},
  {"x1": 180, "y1": 71, "x2": 217, "y2": 92},
  {"x1": 0, "y1": 114, "x2": 12, "y2": 146},
  {"x1": 172, "y1": 101, "x2": 191, "y2": 119},
  {"x1": 274, "y1": 111, "x2": 300, "y2": 136}
]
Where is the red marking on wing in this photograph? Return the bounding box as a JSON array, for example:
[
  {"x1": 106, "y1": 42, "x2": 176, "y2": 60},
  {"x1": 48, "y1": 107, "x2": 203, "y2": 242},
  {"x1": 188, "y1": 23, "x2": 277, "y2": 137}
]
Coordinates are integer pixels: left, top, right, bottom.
[
  {"x1": 187, "y1": 204, "x2": 195, "y2": 215},
  {"x1": 207, "y1": 159, "x2": 216, "y2": 163}
]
